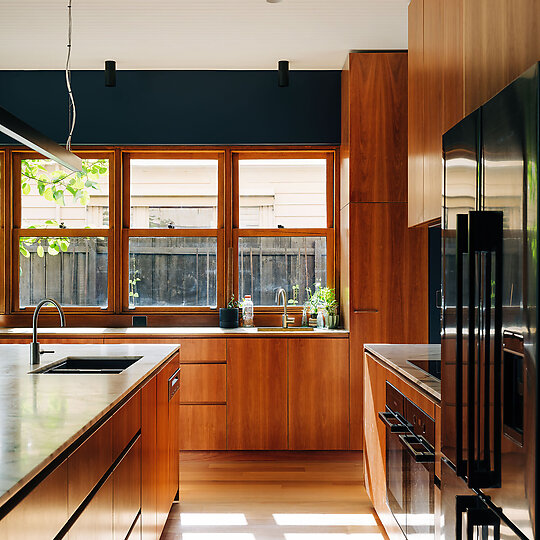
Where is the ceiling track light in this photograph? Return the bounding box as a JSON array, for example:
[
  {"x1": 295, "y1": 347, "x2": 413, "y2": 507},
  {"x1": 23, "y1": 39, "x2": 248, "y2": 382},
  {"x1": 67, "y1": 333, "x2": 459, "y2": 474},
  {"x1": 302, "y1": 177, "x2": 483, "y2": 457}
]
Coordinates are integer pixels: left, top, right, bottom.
[
  {"x1": 278, "y1": 60, "x2": 289, "y2": 87},
  {"x1": 105, "y1": 60, "x2": 116, "y2": 87}
]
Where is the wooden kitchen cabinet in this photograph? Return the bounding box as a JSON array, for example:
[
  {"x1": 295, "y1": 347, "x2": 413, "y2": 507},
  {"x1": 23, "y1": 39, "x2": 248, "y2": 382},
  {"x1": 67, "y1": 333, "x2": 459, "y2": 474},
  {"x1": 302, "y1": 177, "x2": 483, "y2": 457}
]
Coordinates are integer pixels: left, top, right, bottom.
[
  {"x1": 342, "y1": 52, "x2": 408, "y2": 205},
  {"x1": 180, "y1": 363, "x2": 226, "y2": 403},
  {"x1": 68, "y1": 475, "x2": 113, "y2": 539},
  {"x1": 141, "y1": 376, "x2": 158, "y2": 540},
  {"x1": 0, "y1": 461, "x2": 69, "y2": 539},
  {"x1": 227, "y1": 338, "x2": 287, "y2": 450},
  {"x1": 408, "y1": 0, "x2": 540, "y2": 226},
  {"x1": 408, "y1": 0, "x2": 425, "y2": 227},
  {"x1": 0, "y1": 351, "x2": 180, "y2": 540},
  {"x1": 179, "y1": 404, "x2": 227, "y2": 450},
  {"x1": 113, "y1": 437, "x2": 142, "y2": 540},
  {"x1": 288, "y1": 339, "x2": 349, "y2": 450}
]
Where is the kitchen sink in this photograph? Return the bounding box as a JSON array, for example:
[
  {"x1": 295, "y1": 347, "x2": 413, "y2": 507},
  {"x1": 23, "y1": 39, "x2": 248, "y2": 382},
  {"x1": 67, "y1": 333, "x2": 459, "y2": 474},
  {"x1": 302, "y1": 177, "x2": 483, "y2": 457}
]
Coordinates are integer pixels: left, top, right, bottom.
[
  {"x1": 256, "y1": 327, "x2": 315, "y2": 332},
  {"x1": 30, "y1": 356, "x2": 143, "y2": 374}
]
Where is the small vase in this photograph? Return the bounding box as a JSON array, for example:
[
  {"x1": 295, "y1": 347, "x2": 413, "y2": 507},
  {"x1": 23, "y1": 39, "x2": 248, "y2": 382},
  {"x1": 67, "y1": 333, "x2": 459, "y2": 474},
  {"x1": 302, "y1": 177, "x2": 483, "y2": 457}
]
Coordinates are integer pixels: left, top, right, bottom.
[{"x1": 326, "y1": 314, "x2": 339, "y2": 329}]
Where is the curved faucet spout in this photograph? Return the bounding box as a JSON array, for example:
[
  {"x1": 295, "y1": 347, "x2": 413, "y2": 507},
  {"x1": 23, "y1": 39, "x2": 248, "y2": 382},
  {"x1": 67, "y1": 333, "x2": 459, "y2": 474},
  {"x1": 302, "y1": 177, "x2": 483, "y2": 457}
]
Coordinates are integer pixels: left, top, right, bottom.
[{"x1": 31, "y1": 298, "x2": 66, "y2": 365}]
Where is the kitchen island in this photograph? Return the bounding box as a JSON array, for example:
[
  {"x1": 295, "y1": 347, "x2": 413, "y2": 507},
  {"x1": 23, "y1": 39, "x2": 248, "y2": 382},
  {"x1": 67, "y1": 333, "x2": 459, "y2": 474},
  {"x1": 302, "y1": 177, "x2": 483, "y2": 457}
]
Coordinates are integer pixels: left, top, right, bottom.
[{"x1": 0, "y1": 343, "x2": 180, "y2": 539}]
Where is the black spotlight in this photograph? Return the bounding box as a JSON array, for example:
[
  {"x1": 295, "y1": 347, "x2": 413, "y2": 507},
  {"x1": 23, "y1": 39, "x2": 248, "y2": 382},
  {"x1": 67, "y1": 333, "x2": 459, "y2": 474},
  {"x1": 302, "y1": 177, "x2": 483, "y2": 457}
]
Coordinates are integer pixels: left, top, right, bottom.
[
  {"x1": 105, "y1": 60, "x2": 116, "y2": 87},
  {"x1": 278, "y1": 60, "x2": 289, "y2": 87}
]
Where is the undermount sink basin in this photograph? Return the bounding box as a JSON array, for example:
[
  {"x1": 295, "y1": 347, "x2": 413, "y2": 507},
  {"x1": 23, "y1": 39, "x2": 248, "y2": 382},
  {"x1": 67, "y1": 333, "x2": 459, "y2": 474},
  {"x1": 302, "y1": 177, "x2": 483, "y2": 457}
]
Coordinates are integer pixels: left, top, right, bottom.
[
  {"x1": 256, "y1": 327, "x2": 315, "y2": 332},
  {"x1": 31, "y1": 356, "x2": 143, "y2": 374}
]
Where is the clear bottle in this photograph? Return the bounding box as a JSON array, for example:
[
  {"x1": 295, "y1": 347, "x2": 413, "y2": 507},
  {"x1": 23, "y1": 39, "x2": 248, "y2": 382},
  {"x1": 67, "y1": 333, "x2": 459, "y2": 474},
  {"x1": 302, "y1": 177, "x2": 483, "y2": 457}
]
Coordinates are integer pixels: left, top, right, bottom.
[
  {"x1": 242, "y1": 295, "x2": 254, "y2": 327},
  {"x1": 316, "y1": 306, "x2": 325, "y2": 329}
]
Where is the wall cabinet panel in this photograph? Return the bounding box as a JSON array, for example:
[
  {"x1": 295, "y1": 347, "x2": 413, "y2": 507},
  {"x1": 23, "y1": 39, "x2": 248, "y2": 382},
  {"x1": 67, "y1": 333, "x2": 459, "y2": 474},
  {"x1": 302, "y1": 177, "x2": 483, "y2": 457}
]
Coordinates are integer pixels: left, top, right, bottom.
[
  {"x1": 227, "y1": 338, "x2": 287, "y2": 450},
  {"x1": 409, "y1": 0, "x2": 540, "y2": 225}
]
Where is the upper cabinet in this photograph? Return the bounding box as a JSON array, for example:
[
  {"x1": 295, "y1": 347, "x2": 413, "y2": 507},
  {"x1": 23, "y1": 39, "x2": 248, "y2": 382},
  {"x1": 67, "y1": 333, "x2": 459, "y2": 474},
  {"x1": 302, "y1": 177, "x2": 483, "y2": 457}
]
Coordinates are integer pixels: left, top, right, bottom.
[
  {"x1": 341, "y1": 52, "x2": 408, "y2": 206},
  {"x1": 408, "y1": 0, "x2": 540, "y2": 227}
]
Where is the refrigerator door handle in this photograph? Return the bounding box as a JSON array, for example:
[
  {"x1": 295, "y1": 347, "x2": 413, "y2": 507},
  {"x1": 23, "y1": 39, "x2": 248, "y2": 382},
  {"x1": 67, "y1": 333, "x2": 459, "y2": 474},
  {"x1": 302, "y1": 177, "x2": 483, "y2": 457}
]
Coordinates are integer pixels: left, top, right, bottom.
[
  {"x1": 456, "y1": 213, "x2": 468, "y2": 478},
  {"x1": 466, "y1": 210, "x2": 503, "y2": 490}
]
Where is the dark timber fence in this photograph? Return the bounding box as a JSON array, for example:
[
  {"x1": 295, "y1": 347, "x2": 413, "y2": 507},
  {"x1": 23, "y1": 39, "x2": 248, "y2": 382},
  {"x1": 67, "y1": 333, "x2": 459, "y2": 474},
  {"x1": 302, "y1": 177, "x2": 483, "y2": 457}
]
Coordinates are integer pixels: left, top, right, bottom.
[{"x1": 19, "y1": 237, "x2": 326, "y2": 308}]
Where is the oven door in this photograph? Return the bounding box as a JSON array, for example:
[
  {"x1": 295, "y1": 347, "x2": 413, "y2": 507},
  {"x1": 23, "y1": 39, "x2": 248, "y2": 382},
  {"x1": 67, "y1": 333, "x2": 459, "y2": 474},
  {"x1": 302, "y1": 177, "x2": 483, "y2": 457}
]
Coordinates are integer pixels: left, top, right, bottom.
[
  {"x1": 399, "y1": 432, "x2": 435, "y2": 539},
  {"x1": 380, "y1": 408, "x2": 409, "y2": 535}
]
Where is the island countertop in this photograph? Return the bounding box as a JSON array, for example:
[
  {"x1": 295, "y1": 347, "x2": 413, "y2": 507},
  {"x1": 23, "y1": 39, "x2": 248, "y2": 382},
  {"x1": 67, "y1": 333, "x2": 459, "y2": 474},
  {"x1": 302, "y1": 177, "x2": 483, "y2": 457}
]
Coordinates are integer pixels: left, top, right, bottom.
[
  {"x1": 0, "y1": 343, "x2": 178, "y2": 508},
  {"x1": 364, "y1": 343, "x2": 441, "y2": 402}
]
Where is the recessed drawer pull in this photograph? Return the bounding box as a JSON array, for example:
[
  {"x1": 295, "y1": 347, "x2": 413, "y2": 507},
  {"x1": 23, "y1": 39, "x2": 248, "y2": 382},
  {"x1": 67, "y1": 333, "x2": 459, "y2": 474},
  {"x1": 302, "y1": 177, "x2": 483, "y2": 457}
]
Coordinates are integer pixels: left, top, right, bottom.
[{"x1": 168, "y1": 368, "x2": 180, "y2": 401}]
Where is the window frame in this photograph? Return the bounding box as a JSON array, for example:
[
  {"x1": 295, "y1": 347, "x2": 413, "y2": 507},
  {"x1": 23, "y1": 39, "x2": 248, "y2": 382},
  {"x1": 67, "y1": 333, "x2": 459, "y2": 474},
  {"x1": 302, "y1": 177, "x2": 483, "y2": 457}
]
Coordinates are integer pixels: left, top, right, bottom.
[
  {"x1": 121, "y1": 151, "x2": 226, "y2": 312},
  {"x1": 1, "y1": 146, "x2": 337, "y2": 322},
  {"x1": 231, "y1": 150, "x2": 336, "y2": 310},
  {"x1": 10, "y1": 150, "x2": 117, "y2": 313}
]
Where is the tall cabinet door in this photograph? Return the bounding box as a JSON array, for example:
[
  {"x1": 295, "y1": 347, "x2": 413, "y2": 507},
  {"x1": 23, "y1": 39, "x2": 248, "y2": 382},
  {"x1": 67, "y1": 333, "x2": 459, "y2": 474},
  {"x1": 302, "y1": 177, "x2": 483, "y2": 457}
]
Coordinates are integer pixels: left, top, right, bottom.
[
  {"x1": 227, "y1": 338, "x2": 287, "y2": 450},
  {"x1": 288, "y1": 339, "x2": 349, "y2": 450}
]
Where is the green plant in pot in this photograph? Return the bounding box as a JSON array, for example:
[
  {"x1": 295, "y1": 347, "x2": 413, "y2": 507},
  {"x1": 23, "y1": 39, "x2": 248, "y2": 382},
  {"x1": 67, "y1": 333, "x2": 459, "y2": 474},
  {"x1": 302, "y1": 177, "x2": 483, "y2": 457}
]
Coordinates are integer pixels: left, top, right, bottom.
[
  {"x1": 219, "y1": 295, "x2": 240, "y2": 328},
  {"x1": 306, "y1": 286, "x2": 339, "y2": 329}
]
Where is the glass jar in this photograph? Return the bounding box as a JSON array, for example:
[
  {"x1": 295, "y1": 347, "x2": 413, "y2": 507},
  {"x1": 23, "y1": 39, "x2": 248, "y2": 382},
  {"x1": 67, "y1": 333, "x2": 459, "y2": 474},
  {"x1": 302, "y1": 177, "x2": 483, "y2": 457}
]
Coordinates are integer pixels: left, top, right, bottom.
[{"x1": 242, "y1": 295, "x2": 254, "y2": 327}]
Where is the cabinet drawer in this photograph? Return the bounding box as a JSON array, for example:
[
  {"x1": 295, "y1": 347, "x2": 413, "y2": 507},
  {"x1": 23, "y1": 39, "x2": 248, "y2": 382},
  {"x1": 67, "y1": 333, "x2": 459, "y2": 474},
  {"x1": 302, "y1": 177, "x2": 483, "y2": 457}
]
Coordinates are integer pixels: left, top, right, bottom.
[
  {"x1": 179, "y1": 338, "x2": 226, "y2": 363},
  {"x1": 180, "y1": 363, "x2": 226, "y2": 403},
  {"x1": 68, "y1": 474, "x2": 113, "y2": 539},
  {"x1": 112, "y1": 391, "x2": 141, "y2": 460},
  {"x1": 179, "y1": 405, "x2": 227, "y2": 450},
  {"x1": 68, "y1": 419, "x2": 113, "y2": 514},
  {"x1": 113, "y1": 437, "x2": 142, "y2": 540}
]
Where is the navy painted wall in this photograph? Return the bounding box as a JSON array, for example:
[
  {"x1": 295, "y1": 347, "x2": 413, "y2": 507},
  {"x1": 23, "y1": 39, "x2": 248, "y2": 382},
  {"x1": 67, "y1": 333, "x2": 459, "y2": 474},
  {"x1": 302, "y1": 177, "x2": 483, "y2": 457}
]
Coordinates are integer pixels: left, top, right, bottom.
[{"x1": 0, "y1": 70, "x2": 341, "y2": 145}]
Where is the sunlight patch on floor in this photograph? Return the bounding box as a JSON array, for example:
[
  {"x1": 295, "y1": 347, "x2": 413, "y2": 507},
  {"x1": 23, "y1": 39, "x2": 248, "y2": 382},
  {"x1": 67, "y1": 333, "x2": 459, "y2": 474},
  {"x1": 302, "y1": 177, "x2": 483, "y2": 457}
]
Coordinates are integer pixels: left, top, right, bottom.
[
  {"x1": 181, "y1": 534, "x2": 256, "y2": 540},
  {"x1": 273, "y1": 514, "x2": 377, "y2": 526},
  {"x1": 284, "y1": 534, "x2": 384, "y2": 539},
  {"x1": 181, "y1": 513, "x2": 248, "y2": 526}
]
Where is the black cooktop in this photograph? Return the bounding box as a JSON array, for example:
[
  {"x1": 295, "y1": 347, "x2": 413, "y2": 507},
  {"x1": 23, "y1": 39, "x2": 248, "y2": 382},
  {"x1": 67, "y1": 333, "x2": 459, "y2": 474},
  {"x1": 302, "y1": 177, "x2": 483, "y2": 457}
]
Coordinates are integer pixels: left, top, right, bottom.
[{"x1": 407, "y1": 359, "x2": 441, "y2": 381}]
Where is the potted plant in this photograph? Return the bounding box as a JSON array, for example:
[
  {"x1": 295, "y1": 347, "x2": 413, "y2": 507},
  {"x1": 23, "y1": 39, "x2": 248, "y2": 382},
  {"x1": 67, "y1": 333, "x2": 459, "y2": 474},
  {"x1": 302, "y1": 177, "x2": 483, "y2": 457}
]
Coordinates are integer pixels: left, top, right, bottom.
[
  {"x1": 306, "y1": 285, "x2": 339, "y2": 329},
  {"x1": 219, "y1": 295, "x2": 240, "y2": 328}
]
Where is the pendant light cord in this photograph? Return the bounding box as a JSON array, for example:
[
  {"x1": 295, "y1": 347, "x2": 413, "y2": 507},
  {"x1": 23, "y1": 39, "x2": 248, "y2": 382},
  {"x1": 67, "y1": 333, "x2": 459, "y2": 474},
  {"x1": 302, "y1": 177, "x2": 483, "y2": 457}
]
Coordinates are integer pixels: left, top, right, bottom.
[{"x1": 65, "y1": 0, "x2": 76, "y2": 151}]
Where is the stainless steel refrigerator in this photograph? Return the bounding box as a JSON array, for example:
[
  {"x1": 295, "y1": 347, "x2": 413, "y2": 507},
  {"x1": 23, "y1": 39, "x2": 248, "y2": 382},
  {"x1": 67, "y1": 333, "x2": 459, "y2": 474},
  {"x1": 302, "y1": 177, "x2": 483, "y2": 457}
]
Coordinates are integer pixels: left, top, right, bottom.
[{"x1": 441, "y1": 63, "x2": 539, "y2": 539}]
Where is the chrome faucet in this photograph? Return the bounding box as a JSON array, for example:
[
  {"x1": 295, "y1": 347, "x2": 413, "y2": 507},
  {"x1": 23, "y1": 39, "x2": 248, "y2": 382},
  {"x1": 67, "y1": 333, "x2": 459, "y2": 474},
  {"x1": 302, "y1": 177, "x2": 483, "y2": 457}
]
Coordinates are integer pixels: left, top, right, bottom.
[
  {"x1": 31, "y1": 298, "x2": 66, "y2": 365},
  {"x1": 276, "y1": 288, "x2": 295, "y2": 329}
]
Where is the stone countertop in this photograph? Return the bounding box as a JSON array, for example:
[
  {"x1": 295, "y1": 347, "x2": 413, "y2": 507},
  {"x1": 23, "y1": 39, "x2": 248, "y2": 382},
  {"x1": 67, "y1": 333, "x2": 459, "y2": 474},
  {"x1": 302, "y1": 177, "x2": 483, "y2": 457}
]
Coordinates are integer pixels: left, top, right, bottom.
[
  {"x1": 0, "y1": 327, "x2": 349, "y2": 337},
  {"x1": 0, "y1": 343, "x2": 178, "y2": 508},
  {"x1": 364, "y1": 344, "x2": 441, "y2": 402}
]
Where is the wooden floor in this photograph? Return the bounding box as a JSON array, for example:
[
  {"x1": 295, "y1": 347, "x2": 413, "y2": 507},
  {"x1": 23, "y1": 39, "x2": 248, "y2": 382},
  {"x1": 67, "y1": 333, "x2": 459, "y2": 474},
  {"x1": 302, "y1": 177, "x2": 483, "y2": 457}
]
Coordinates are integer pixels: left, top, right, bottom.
[{"x1": 160, "y1": 451, "x2": 386, "y2": 539}]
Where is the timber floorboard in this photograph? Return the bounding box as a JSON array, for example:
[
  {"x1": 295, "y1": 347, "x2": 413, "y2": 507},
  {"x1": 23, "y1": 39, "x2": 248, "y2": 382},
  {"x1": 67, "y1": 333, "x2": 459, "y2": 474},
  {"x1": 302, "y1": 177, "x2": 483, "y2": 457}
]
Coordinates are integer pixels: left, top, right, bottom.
[{"x1": 160, "y1": 451, "x2": 387, "y2": 539}]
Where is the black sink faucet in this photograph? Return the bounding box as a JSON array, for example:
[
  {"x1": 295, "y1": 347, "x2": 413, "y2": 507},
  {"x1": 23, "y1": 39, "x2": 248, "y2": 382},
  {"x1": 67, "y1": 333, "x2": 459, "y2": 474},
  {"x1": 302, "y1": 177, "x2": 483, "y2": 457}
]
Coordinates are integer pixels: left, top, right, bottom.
[{"x1": 31, "y1": 298, "x2": 66, "y2": 366}]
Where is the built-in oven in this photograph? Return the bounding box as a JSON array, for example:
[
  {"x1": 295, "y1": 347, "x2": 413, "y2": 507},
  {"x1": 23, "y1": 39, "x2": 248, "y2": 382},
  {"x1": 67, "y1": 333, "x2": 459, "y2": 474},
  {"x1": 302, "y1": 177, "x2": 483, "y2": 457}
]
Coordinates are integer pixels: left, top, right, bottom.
[{"x1": 378, "y1": 382, "x2": 436, "y2": 539}]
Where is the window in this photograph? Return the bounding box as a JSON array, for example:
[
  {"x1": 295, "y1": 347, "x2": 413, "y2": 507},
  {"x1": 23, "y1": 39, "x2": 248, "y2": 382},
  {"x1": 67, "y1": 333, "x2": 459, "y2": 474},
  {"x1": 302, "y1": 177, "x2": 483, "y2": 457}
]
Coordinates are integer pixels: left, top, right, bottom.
[
  {"x1": 128, "y1": 236, "x2": 217, "y2": 307},
  {"x1": 4, "y1": 148, "x2": 335, "y2": 318},
  {"x1": 129, "y1": 158, "x2": 219, "y2": 229},
  {"x1": 238, "y1": 236, "x2": 327, "y2": 305},
  {"x1": 233, "y1": 152, "x2": 334, "y2": 307},
  {"x1": 12, "y1": 152, "x2": 115, "y2": 311},
  {"x1": 124, "y1": 152, "x2": 224, "y2": 310},
  {"x1": 238, "y1": 159, "x2": 327, "y2": 228}
]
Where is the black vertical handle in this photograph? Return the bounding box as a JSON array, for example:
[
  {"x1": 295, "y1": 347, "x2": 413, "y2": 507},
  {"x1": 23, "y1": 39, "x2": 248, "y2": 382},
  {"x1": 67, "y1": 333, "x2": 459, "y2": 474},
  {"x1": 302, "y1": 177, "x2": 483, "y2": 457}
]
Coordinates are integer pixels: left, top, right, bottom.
[
  {"x1": 456, "y1": 213, "x2": 468, "y2": 478},
  {"x1": 467, "y1": 211, "x2": 503, "y2": 489}
]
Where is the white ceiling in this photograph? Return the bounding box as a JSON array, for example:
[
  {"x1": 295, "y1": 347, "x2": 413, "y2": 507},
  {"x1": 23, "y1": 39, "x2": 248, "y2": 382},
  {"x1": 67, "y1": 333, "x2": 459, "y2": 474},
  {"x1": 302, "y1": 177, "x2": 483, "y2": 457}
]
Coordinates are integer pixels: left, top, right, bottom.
[{"x1": 0, "y1": 0, "x2": 408, "y2": 70}]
